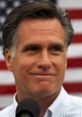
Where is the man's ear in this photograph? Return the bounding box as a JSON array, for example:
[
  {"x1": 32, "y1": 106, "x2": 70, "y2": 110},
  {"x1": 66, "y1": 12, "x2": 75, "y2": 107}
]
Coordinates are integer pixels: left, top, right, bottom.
[
  {"x1": 4, "y1": 49, "x2": 13, "y2": 71},
  {"x1": 65, "y1": 59, "x2": 67, "y2": 68}
]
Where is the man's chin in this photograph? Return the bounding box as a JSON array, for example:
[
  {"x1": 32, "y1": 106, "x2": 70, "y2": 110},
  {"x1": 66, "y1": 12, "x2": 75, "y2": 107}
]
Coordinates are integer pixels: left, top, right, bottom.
[{"x1": 33, "y1": 88, "x2": 55, "y2": 99}]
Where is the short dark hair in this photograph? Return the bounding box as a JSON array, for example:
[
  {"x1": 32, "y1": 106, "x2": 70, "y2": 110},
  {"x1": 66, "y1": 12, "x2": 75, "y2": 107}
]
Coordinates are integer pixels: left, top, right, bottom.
[{"x1": 2, "y1": 0, "x2": 73, "y2": 54}]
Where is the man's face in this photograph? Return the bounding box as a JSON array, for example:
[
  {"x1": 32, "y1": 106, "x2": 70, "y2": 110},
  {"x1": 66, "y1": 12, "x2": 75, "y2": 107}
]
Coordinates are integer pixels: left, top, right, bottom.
[{"x1": 6, "y1": 18, "x2": 67, "y2": 100}]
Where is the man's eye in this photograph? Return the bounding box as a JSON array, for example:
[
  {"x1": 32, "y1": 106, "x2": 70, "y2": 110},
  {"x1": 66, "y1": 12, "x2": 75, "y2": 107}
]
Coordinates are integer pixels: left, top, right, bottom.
[
  {"x1": 22, "y1": 44, "x2": 40, "y2": 54},
  {"x1": 49, "y1": 44, "x2": 64, "y2": 54}
]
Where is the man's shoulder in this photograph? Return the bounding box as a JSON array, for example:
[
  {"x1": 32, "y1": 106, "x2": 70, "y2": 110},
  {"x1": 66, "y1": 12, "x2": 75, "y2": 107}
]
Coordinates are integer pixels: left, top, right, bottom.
[
  {"x1": 60, "y1": 92, "x2": 82, "y2": 116},
  {"x1": 0, "y1": 104, "x2": 14, "y2": 117},
  {"x1": 68, "y1": 94, "x2": 82, "y2": 106},
  {"x1": 64, "y1": 94, "x2": 82, "y2": 112},
  {"x1": 62, "y1": 87, "x2": 82, "y2": 107}
]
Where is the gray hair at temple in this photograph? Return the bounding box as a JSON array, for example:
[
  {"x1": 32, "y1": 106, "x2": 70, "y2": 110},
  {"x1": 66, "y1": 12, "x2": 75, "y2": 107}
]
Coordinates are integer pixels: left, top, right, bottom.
[{"x1": 2, "y1": 0, "x2": 74, "y2": 55}]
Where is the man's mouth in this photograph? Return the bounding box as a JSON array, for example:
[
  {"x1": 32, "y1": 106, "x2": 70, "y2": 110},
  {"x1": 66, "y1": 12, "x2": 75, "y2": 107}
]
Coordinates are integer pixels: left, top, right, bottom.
[
  {"x1": 28, "y1": 73, "x2": 55, "y2": 79},
  {"x1": 29, "y1": 72, "x2": 55, "y2": 75}
]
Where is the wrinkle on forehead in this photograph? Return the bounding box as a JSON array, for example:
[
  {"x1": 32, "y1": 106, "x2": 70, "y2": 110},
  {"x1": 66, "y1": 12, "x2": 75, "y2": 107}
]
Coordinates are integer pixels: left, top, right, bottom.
[{"x1": 17, "y1": 18, "x2": 64, "y2": 34}]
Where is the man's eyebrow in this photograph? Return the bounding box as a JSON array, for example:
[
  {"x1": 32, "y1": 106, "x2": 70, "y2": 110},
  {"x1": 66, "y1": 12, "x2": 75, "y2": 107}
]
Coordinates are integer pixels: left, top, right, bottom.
[
  {"x1": 21, "y1": 43, "x2": 42, "y2": 51},
  {"x1": 21, "y1": 43, "x2": 65, "y2": 52},
  {"x1": 49, "y1": 43, "x2": 65, "y2": 50}
]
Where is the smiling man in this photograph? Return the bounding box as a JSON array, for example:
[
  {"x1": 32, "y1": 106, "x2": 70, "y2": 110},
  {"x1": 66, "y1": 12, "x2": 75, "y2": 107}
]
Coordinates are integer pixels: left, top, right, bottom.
[{"x1": 0, "y1": 0, "x2": 82, "y2": 117}]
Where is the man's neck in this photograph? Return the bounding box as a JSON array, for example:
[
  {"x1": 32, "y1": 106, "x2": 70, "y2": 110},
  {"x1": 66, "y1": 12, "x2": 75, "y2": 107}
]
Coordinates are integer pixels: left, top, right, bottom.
[{"x1": 38, "y1": 89, "x2": 61, "y2": 117}]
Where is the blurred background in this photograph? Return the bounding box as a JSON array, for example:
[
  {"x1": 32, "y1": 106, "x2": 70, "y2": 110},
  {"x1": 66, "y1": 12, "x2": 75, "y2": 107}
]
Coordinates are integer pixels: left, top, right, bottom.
[{"x1": 0, "y1": 0, "x2": 82, "y2": 109}]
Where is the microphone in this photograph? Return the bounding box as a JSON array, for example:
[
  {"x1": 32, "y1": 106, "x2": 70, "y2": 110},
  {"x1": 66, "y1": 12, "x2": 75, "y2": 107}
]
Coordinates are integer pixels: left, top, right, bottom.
[{"x1": 16, "y1": 98, "x2": 40, "y2": 117}]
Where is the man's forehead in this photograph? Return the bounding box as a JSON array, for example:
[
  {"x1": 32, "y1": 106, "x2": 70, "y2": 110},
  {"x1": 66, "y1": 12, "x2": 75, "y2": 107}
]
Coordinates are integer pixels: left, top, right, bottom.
[
  {"x1": 17, "y1": 18, "x2": 64, "y2": 32},
  {"x1": 15, "y1": 19, "x2": 65, "y2": 49}
]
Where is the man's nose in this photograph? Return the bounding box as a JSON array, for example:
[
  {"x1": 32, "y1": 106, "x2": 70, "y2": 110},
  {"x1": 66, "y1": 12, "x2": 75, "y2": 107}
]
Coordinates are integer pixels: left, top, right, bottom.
[{"x1": 37, "y1": 51, "x2": 51, "y2": 71}]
